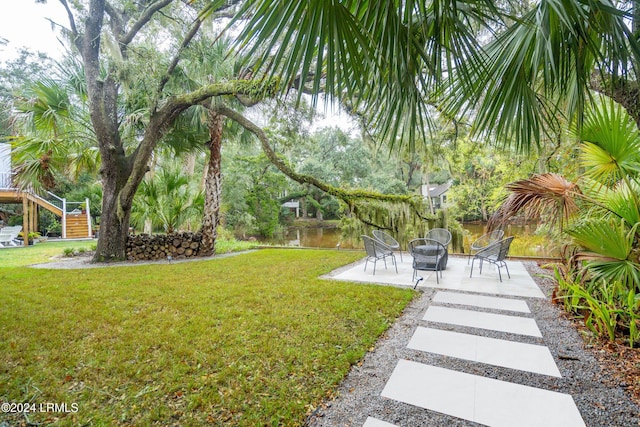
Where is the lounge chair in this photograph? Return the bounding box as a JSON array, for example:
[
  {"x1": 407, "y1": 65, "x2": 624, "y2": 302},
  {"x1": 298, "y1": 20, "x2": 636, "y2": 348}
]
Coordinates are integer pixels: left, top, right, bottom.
[
  {"x1": 408, "y1": 238, "x2": 447, "y2": 287},
  {"x1": 0, "y1": 232, "x2": 14, "y2": 246},
  {"x1": 468, "y1": 229, "x2": 504, "y2": 264},
  {"x1": 0, "y1": 226, "x2": 21, "y2": 246},
  {"x1": 470, "y1": 236, "x2": 515, "y2": 282},
  {"x1": 372, "y1": 229, "x2": 403, "y2": 263}
]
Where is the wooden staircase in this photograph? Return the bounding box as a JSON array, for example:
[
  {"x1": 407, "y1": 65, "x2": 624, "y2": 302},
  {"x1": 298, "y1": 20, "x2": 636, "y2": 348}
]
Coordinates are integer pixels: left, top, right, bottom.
[
  {"x1": 0, "y1": 187, "x2": 92, "y2": 241},
  {"x1": 65, "y1": 212, "x2": 91, "y2": 238}
]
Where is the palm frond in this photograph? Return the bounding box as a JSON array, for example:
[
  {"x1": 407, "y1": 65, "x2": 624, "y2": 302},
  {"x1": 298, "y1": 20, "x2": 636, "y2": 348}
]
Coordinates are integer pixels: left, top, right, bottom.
[
  {"x1": 582, "y1": 177, "x2": 640, "y2": 226},
  {"x1": 570, "y1": 220, "x2": 640, "y2": 290},
  {"x1": 569, "y1": 218, "x2": 634, "y2": 260},
  {"x1": 489, "y1": 173, "x2": 580, "y2": 231},
  {"x1": 578, "y1": 98, "x2": 640, "y2": 185},
  {"x1": 230, "y1": 0, "x2": 499, "y2": 148},
  {"x1": 450, "y1": 0, "x2": 639, "y2": 150}
]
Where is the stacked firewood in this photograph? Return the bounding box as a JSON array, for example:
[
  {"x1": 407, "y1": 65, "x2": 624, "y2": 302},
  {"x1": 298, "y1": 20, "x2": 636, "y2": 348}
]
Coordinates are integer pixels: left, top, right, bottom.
[{"x1": 126, "y1": 232, "x2": 202, "y2": 261}]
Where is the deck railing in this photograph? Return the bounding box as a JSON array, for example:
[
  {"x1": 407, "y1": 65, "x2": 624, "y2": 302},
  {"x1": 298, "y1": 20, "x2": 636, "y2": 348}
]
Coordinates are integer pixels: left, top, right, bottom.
[{"x1": 0, "y1": 174, "x2": 92, "y2": 238}]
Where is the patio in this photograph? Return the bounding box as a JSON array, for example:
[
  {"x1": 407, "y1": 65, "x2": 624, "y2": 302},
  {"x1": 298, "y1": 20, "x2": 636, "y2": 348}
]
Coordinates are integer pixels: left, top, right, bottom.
[
  {"x1": 319, "y1": 254, "x2": 591, "y2": 427},
  {"x1": 328, "y1": 252, "x2": 546, "y2": 299}
]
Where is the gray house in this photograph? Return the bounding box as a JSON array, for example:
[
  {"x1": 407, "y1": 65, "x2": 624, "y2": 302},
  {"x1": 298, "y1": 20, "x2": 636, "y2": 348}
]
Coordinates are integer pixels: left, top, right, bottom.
[{"x1": 420, "y1": 181, "x2": 452, "y2": 210}]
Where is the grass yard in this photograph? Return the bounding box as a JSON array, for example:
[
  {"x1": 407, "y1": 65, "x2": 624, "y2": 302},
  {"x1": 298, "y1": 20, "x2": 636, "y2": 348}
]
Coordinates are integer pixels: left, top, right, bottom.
[
  {"x1": 0, "y1": 246, "x2": 415, "y2": 426},
  {"x1": 0, "y1": 239, "x2": 97, "y2": 268}
]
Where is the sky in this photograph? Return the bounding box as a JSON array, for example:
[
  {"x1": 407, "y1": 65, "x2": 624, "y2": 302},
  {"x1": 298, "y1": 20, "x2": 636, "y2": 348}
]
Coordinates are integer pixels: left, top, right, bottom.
[{"x1": 0, "y1": 0, "x2": 68, "y2": 61}]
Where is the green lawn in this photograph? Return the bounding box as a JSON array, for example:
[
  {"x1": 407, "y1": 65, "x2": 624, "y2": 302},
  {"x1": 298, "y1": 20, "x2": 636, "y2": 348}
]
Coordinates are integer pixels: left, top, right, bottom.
[
  {"x1": 0, "y1": 245, "x2": 415, "y2": 426},
  {"x1": 0, "y1": 239, "x2": 97, "y2": 268}
]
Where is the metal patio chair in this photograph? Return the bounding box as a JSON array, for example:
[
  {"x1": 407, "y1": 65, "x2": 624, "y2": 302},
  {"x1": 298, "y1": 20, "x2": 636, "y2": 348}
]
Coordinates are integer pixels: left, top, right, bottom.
[
  {"x1": 424, "y1": 228, "x2": 451, "y2": 270},
  {"x1": 425, "y1": 228, "x2": 452, "y2": 247},
  {"x1": 468, "y1": 229, "x2": 504, "y2": 264},
  {"x1": 362, "y1": 235, "x2": 397, "y2": 275},
  {"x1": 408, "y1": 238, "x2": 447, "y2": 287},
  {"x1": 470, "y1": 236, "x2": 515, "y2": 282},
  {"x1": 372, "y1": 229, "x2": 403, "y2": 263}
]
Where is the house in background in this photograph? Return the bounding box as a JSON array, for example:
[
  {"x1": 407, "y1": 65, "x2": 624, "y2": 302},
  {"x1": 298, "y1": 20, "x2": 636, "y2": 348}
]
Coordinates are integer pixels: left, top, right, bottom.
[
  {"x1": 0, "y1": 143, "x2": 93, "y2": 241},
  {"x1": 421, "y1": 181, "x2": 452, "y2": 211},
  {"x1": 281, "y1": 200, "x2": 300, "y2": 218}
]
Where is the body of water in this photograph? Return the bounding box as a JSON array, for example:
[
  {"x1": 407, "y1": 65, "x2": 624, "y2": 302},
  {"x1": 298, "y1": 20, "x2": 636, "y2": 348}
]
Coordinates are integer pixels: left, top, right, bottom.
[{"x1": 272, "y1": 223, "x2": 560, "y2": 258}]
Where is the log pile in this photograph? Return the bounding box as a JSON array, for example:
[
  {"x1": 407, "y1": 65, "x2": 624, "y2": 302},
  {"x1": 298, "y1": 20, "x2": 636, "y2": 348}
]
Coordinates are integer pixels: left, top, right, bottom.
[{"x1": 126, "y1": 232, "x2": 203, "y2": 261}]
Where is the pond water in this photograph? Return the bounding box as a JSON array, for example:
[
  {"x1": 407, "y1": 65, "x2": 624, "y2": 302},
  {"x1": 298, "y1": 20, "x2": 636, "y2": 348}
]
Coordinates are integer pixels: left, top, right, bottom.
[{"x1": 271, "y1": 223, "x2": 560, "y2": 258}]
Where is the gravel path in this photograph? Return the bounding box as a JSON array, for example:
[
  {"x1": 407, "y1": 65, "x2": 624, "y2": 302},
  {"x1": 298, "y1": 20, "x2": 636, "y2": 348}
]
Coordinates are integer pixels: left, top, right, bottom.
[
  {"x1": 28, "y1": 250, "x2": 252, "y2": 269},
  {"x1": 307, "y1": 261, "x2": 640, "y2": 427}
]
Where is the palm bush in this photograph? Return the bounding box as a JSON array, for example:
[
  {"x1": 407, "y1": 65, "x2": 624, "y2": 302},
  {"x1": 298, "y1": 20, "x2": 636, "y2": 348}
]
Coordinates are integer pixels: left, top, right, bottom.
[
  {"x1": 131, "y1": 166, "x2": 204, "y2": 234},
  {"x1": 494, "y1": 97, "x2": 640, "y2": 345}
]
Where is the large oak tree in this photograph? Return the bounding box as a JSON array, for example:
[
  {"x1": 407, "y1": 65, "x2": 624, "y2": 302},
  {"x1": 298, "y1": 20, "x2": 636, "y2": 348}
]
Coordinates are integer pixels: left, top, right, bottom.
[{"x1": 54, "y1": 0, "x2": 272, "y2": 261}]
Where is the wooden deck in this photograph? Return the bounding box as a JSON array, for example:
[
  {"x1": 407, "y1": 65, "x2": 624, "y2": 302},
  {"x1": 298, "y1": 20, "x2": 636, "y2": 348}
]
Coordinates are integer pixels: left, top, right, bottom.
[
  {"x1": 0, "y1": 189, "x2": 23, "y2": 203},
  {"x1": 0, "y1": 189, "x2": 90, "y2": 240}
]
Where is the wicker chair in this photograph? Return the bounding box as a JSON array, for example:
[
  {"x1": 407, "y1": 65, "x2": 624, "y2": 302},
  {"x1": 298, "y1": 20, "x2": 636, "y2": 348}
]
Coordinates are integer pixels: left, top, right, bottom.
[
  {"x1": 362, "y1": 235, "x2": 397, "y2": 275},
  {"x1": 408, "y1": 238, "x2": 447, "y2": 287},
  {"x1": 372, "y1": 229, "x2": 403, "y2": 263},
  {"x1": 470, "y1": 236, "x2": 515, "y2": 282},
  {"x1": 468, "y1": 229, "x2": 504, "y2": 264}
]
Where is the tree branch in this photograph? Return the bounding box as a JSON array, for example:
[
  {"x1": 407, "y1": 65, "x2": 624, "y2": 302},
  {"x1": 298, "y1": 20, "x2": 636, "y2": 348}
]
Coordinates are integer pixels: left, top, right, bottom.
[
  {"x1": 121, "y1": 0, "x2": 173, "y2": 46},
  {"x1": 589, "y1": 70, "x2": 640, "y2": 127},
  {"x1": 58, "y1": 0, "x2": 78, "y2": 37},
  {"x1": 211, "y1": 105, "x2": 430, "y2": 221},
  {"x1": 120, "y1": 79, "x2": 280, "y2": 207},
  {"x1": 104, "y1": 2, "x2": 126, "y2": 43},
  {"x1": 157, "y1": 14, "x2": 204, "y2": 96}
]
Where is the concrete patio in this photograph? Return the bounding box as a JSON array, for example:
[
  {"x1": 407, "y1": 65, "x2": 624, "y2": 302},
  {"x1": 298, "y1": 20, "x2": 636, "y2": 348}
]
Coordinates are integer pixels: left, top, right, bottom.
[
  {"x1": 329, "y1": 252, "x2": 546, "y2": 299},
  {"x1": 321, "y1": 254, "x2": 588, "y2": 427}
]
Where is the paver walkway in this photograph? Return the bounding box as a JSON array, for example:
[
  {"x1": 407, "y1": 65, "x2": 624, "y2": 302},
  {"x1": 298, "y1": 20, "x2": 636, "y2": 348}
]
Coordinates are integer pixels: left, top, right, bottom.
[{"x1": 326, "y1": 255, "x2": 587, "y2": 427}]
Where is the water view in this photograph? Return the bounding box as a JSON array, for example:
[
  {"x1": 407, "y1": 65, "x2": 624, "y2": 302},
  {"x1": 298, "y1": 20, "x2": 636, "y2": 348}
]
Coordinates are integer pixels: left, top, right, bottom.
[{"x1": 272, "y1": 223, "x2": 560, "y2": 258}]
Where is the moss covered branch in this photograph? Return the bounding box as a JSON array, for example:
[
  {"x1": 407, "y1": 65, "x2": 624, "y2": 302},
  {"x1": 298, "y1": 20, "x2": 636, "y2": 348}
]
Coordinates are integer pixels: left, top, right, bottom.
[{"x1": 212, "y1": 105, "x2": 432, "y2": 231}]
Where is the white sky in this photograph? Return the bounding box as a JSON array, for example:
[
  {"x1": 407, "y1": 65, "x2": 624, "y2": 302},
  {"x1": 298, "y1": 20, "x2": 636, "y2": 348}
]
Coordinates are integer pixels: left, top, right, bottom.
[{"x1": 0, "y1": 0, "x2": 68, "y2": 61}]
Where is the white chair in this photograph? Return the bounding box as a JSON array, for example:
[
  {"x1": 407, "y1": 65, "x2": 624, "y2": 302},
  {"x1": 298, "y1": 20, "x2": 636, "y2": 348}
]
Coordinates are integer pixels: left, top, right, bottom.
[
  {"x1": 0, "y1": 232, "x2": 15, "y2": 246},
  {"x1": 1, "y1": 226, "x2": 22, "y2": 246}
]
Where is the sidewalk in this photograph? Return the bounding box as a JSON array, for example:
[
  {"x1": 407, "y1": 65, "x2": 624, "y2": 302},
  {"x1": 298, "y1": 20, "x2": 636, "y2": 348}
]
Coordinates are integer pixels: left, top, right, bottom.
[{"x1": 311, "y1": 255, "x2": 639, "y2": 427}]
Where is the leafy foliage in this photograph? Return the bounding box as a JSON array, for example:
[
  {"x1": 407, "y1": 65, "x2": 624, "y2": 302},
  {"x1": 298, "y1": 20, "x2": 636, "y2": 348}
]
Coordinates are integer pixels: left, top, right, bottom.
[
  {"x1": 499, "y1": 99, "x2": 640, "y2": 345},
  {"x1": 132, "y1": 166, "x2": 204, "y2": 234}
]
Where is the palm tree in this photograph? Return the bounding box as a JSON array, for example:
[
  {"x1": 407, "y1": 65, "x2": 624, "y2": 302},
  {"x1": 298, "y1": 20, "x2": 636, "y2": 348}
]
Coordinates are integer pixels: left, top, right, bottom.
[
  {"x1": 174, "y1": 37, "x2": 250, "y2": 255},
  {"x1": 10, "y1": 59, "x2": 99, "y2": 193},
  {"x1": 230, "y1": 0, "x2": 639, "y2": 152}
]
